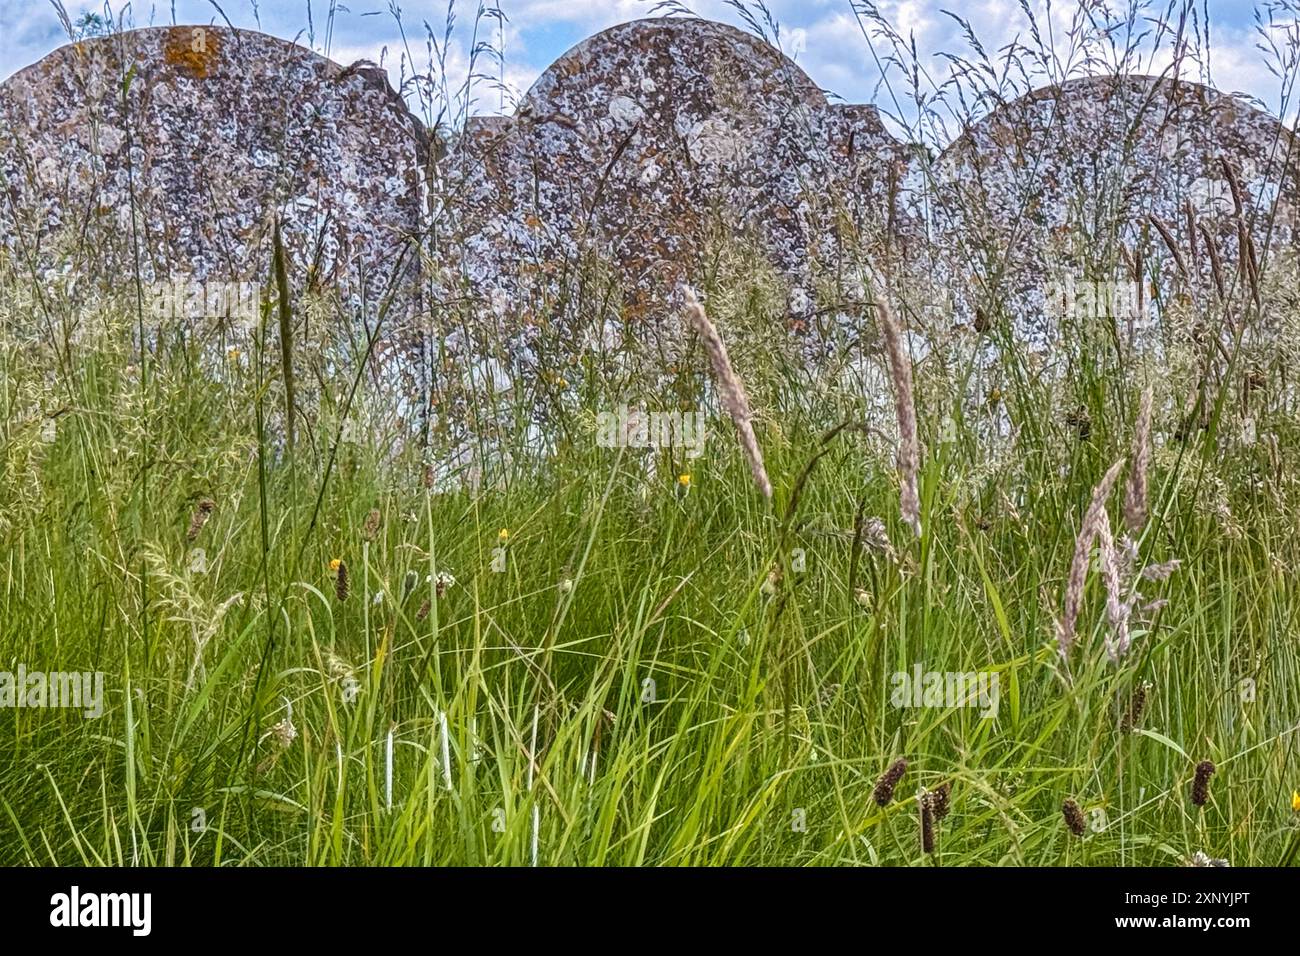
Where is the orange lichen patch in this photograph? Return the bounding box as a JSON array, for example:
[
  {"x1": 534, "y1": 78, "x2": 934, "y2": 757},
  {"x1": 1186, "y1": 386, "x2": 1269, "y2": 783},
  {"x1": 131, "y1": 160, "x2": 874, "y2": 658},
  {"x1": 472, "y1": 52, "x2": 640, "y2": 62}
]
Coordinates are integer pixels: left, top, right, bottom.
[{"x1": 162, "y1": 27, "x2": 222, "y2": 79}]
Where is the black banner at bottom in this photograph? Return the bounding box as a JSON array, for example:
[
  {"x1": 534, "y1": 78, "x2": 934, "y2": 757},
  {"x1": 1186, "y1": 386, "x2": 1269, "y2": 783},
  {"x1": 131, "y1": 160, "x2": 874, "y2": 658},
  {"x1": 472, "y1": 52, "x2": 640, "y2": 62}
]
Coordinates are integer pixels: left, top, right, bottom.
[{"x1": 0, "y1": 866, "x2": 1279, "y2": 941}]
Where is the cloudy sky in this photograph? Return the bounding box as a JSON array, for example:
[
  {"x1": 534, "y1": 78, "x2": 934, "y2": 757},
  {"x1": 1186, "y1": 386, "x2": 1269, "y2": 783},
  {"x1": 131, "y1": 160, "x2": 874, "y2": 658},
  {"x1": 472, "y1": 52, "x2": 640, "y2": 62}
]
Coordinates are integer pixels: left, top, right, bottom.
[{"x1": 0, "y1": 0, "x2": 1293, "y2": 133}]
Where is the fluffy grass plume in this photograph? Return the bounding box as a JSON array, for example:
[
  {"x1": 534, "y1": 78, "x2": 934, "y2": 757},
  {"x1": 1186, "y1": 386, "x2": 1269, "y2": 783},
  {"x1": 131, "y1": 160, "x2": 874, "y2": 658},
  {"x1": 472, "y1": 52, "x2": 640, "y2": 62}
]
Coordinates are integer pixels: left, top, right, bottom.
[
  {"x1": 1123, "y1": 387, "x2": 1153, "y2": 534},
  {"x1": 681, "y1": 286, "x2": 772, "y2": 500},
  {"x1": 870, "y1": 278, "x2": 921, "y2": 537},
  {"x1": 1057, "y1": 459, "x2": 1126, "y2": 658}
]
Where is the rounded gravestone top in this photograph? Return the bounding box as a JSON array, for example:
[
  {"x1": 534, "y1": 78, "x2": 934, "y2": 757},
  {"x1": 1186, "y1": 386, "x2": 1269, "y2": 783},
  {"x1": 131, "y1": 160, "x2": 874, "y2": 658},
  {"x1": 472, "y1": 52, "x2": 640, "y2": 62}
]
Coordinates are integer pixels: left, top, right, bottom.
[
  {"x1": 517, "y1": 16, "x2": 829, "y2": 117},
  {"x1": 935, "y1": 73, "x2": 1300, "y2": 349},
  {"x1": 0, "y1": 25, "x2": 425, "y2": 303},
  {"x1": 448, "y1": 15, "x2": 911, "y2": 363}
]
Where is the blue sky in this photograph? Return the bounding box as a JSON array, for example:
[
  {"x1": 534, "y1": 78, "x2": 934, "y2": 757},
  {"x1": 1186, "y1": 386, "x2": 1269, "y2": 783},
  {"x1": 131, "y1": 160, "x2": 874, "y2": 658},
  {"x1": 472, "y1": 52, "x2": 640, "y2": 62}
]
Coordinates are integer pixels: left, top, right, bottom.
[{"x1": 0, "y1": 1, "x2": 1290, "y2": 130}]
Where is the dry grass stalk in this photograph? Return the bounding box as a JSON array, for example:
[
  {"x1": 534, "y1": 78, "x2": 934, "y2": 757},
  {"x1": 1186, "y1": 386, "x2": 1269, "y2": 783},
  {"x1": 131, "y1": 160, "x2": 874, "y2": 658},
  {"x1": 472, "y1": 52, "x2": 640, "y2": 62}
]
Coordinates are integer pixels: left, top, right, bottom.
[
  {"x1": 681, "y1": 286, "x2": 772, "y2": 499},
  {"x1": 1123, "y1": 387, "x2": 1153, "y2": 533},
  {"x1": 1094, "y1": 506, "x2": 1132, "y2": 662},
  {"x1": 1057, "y1": 458, "x2": 1126, "y2": 658},
  {"x1": 1184, "y1": 199, "x2": 1199, "y2": 272},
  {"x1": 187, "y1": 498, "x2": 215, "y2": 542},
  {"x1": 918, "y1": 792, "x2": 935, "y2": 854},
  {"x1": 1150, "y1": 214, "x2": 1187, "y2": 278},
  {"x1": 870, "y1": 279, "x2": 921, "y2": 537},
  {"x1": 1198, "y1": 222, "x2": 1226, "y2": 299},
  {"x1": 1133, "y1": 245, "x2": 1145, "y2": 316}
]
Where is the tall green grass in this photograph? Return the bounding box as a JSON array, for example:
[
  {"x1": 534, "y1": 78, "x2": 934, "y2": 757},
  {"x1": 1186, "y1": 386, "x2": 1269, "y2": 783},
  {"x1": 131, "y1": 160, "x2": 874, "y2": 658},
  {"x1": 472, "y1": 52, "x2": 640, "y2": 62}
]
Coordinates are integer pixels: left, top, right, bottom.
[{"x1": 1, "y1": 260, "x2": 1297, "y2": 867}]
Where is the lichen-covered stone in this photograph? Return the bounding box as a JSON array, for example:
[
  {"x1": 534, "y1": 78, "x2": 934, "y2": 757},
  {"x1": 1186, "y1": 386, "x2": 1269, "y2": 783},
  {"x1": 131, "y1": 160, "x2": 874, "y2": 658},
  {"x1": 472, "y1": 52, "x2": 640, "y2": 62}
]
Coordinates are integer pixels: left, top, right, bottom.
[
  {"x1": 0, "y1": 26, "x2": 425, "y2": 305},
  {"x1": 935, "y1": 74, "x2": 1300, "y2": 350},
  {"x1": 442, "y1": 17, "x2": 912, "y2": 339},
  {"x1": 4, "y1": 18, "x2": 1298, "y2": 384}
]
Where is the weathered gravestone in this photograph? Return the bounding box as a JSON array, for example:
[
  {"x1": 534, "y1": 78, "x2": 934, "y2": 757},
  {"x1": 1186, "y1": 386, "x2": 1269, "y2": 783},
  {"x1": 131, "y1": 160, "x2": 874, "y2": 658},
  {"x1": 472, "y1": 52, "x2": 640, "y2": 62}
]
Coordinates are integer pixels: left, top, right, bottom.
[
  {"x1": 441, "y1": 17, "x2": 915, "y2": 351},
  {"x1": 0, "y1": 26, "x2": 425, "y2": 320},
  {"x1": 3, "y1": 18, "x2": 1298, "y2": 382},
  {"x1": 934, "y1": 74, "x2": 1300, "y2": 354}
]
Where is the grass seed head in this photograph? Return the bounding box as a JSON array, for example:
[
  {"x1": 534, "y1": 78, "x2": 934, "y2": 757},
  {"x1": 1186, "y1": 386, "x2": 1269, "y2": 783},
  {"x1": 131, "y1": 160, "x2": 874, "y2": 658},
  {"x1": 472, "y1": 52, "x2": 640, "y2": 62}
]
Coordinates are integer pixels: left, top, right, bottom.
[
  {"x1": 680, "y1": 286, "x2": 771, "y2": 500},
  {"x1": 1120, "y1": 681, "x2": 1150, "y2": 733},
  {"x1": 1062, "y1": 798, "x2": 1086, "y2": 837},
  {"x1": 1057, "y1": 458, "x2": 1127, "y2": 658},
  {"x1": 362, "y1": 507, "x2": 382, "y2": 542},
  {"x1": 1140, "y1": 558, "x2": 1181, "y2": 582},
  {"x1": 1123, "y1": 387, "x2": 1153, "y2": 533},
  {"x1": 870, "y1": 278, "x2": 921, "y2": 537},
  {"x1": 927, "y1": 781, "x2": 952, "y2": 822},
  {"x1": 1191, "y1": 760, "x2": 1216, "y2": 807},
  {"x1": 873, "y1": 757, "x2": 908, "y2": 806},
  {"x1": 335, "y1": 560, "x2": 349, "y2": 602},
  {"x1": 187, "y1": 498, "x2": 215, "y2": 541}
]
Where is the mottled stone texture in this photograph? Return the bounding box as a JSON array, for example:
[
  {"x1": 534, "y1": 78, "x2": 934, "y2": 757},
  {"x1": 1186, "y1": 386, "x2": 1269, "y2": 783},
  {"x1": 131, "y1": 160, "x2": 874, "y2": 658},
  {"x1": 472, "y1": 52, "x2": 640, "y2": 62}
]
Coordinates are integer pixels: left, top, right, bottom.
[
  {"x1": 935, "y1": 75, "x2": 1300, "y2": 348},
  {"x1": 3, "y1": 20, "x2": 1298, "y2": 362},
  {"x1": 445, "y1": 18, "x2": 912, "y2": 330},
  {"x1": 0, "y1": 26, "x2": 424, "y2": 303}
]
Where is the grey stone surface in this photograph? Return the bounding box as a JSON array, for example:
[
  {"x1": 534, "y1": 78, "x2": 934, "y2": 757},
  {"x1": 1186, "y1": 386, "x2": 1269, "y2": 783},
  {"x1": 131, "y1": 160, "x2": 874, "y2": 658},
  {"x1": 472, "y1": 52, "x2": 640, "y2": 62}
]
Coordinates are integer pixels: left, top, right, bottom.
[
  {"x1": 0, "y1": 26, "x2": 425, "y2": 306},
  {"x1": 2, "y1": 19, "x2": 1297, "y2": 368},
  {"x1": 934, "y1": 74, "x2": 1300, "y2": 350},
  {"x1": 441, "y1": 17, "x2": 912, "y2": 334}
]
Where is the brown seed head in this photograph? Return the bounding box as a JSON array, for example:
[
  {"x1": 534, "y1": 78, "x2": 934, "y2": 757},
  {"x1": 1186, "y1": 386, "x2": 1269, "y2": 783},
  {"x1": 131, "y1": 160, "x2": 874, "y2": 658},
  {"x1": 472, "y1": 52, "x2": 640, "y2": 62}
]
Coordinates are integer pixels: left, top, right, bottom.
[
  {"x1": 335, "y1": 560, "x2": 349, "y2": 602},
  {"x1": 362, "y1": 508, "x2": 382, "y2": 542},
  {"x1": 1120, "y1": 682, "x2": 1149, "y2": 733},
  {"x1": 187, "y1": 498, "x2": 216, "y2": 542},
  {"x1": 1062, "y1": 798, "x2": 1086, "y2": 837},
  {"x1": 918, "y1": 793, "x2": 936, "y2": 854},
  {"x1": 927, "y1": 781, "x2": 952, "y2": 822},
  {"x1": 873, "y1": 757, "x2": 908, "y2": 806},
  {"x1": 1191, "y1": 760, "x2": 1216, "y2": 807}
]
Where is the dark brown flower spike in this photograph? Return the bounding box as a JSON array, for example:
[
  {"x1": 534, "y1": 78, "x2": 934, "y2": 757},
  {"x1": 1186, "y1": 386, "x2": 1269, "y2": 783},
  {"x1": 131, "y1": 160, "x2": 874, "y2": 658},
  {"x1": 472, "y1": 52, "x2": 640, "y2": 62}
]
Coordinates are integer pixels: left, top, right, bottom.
[
  {"x1": 1062, "y1": 798, "x2": 1086, "y2": 837},
  {"x1": 1191, "y1": 760, "x2": 1216, "y2": 807},
  {"x1": 873, "y1": 758, "x2": 908, "y2": 807}
]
